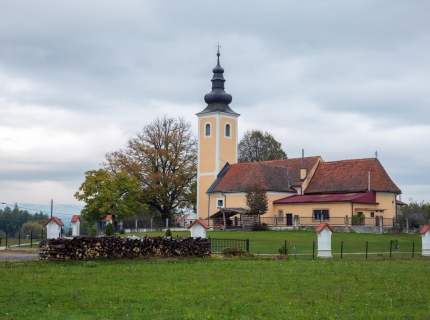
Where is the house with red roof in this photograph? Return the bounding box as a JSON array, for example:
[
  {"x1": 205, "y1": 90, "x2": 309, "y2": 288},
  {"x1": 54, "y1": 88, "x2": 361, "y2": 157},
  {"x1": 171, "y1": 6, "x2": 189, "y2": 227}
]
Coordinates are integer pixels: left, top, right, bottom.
[
  {"x1": 71, "y1": 215, "x2": 81, "y2": 236},
  {"x1": 196, "y1": 52, "x2": 402, "y2": 229},
  {"x1": 44, "y1": 217, "x2": 64, "y2": 239}
]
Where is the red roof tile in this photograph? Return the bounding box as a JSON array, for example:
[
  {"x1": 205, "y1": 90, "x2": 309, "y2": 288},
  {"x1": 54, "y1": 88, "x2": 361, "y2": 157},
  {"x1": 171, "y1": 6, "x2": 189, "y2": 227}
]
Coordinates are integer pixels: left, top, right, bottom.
[
  {"x1": 44, "y1": 217, "x2": 64, "y2": 227},
  {"x1": 314, "y1": 223, "x2": 334, "y2": 233},
  {"x1": 305, "y1": 158, "x2": 401, "y2": 194},
  {"x1": 273, "y1": 192, "x2": 377, "y2": 204},
  {"x1": 419, "y1": 225, "x2": 430, "y2": 234},
  {"x1": 187, "y1": 219, "x2": 209, "y2": 230},
  {"x1": 396, "y1": 200, "x2": 407, "y2": 206},
  {"x1": 71, "y1": 215, "x2": 80, "y2": 222},
  {"x1": 106, "y1": 214, "x2": 113, "y2": 221},
  {"x1": 210, "y1": 156, "x2": 321, "y2": 193}
]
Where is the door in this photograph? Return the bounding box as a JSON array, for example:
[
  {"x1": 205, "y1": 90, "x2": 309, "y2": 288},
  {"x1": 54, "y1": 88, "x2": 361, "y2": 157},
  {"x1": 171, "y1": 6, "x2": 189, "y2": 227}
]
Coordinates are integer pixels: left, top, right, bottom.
[{"x1": 286, "y1": 214, "x2": 293, "y2": 226}]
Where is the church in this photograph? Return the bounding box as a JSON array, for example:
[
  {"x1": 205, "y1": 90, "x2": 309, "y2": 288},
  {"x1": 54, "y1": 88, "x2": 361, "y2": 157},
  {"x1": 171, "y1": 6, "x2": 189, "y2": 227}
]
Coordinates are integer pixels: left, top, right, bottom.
[{"x1": 196, "y1": 51, "x2": 401, "y2": 229}]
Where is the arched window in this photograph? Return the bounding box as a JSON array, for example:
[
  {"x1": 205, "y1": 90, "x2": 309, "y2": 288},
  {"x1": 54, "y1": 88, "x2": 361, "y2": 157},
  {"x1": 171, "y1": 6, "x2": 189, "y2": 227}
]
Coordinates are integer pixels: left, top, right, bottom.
[
  {"x1": 205, "y1": 123, "x2": 211, "y2": 137},
  {"x1": 225, "y1": 123, "x2": 231, "y2": 137}
]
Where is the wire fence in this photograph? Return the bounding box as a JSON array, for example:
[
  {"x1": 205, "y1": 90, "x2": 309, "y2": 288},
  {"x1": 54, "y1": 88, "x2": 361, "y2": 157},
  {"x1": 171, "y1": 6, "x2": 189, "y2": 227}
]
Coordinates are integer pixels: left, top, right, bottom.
[{"x1": 0, "y1": 230, "x2": 45, "y2": 248}]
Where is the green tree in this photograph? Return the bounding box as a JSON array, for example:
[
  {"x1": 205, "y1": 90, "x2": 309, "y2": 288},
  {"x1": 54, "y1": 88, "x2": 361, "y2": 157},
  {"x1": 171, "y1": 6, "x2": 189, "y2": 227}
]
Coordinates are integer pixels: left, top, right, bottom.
[
  {"x1": 74, "y1": 169, "x2": 142, "y2": 225},
  {"x1": 238, "y1": 129, "x2": 287, "y2": 163},
  {"x1": 21, "y1": 221, "x2": 45, "y2": 237},
  {"x1": 103, "y1": 116, "x2": 197, "y2": 221},
  {"x1": 245, "y1": 184, "x2": 269, "y2": 220},
  {"x1": 105, "y1": 223, "x2": 114, "y2": 236},
  {"x1": 398, "y1": 199, "x2": 430, "y2": 227}
]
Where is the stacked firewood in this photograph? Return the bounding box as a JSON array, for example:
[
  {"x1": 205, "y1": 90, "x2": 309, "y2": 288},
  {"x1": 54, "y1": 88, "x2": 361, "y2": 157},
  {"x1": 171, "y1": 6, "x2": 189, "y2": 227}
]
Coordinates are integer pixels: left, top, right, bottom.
[{"x1": 39, "y1": 236, "x2": 211, "y2": 261}]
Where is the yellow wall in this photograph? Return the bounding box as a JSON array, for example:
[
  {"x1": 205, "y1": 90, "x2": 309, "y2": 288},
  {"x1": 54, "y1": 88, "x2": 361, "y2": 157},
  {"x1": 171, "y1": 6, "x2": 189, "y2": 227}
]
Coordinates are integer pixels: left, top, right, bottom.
[
  {"x1": 198, "y1": 175, "x2": 218, "y2": 219},
  {"x1": 199, "y1": 117, "x2": 216, "y2": 173},
  {"x1": 219, "y1": 117, "x2": 237, "y2": 166}
]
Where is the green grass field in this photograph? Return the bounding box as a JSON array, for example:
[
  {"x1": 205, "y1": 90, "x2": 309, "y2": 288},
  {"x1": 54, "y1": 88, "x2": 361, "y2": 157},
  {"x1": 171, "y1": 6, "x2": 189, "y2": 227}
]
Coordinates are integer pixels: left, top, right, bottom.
[
  {"x1": 126, "y1": 230, "x2": 422, "y2": 258},
  {"x1": 1, "y1": 257, "x2": 429, "y2": 319}
]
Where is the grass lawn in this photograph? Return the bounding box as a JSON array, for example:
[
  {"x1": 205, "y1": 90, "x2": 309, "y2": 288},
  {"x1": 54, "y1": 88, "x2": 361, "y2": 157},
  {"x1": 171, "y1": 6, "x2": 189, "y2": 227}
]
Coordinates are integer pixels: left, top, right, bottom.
[
  {"x1": 125, "y1": 230, "x2": 422, "y2": 258},
  {"x1": 0, "y1": 257, "x2": 429, "y2": 319}
]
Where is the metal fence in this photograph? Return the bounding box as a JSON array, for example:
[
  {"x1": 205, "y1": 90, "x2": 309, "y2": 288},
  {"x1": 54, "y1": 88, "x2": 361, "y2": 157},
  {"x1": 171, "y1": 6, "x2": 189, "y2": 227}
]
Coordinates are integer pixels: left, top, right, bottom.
[
  {"x1": 209, "y1": 238, "x2": 249, "y2": 253},
  {"x1": 0, "y1": 230, "x2": 44, "y2": 248}
]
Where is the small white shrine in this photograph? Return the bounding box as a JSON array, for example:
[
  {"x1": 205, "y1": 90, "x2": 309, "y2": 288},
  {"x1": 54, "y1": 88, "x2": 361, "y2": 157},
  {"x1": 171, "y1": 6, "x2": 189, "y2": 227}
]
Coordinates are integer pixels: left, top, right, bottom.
[
  {"x1": 187, "y1": 219, "x2": 209, "y2": 238},
  {"x1": 419, "y1": 225, "x2": 430, "y2": 257},
  {"x1": 44, "y1": 217, "x2": 64, "y2": 239},
  {"x1": 106, "y1": 214, "x2": 113, "y2": 224},
  {"x1": 315, "y1": 223, "x2": 334, "y2": 258},
  {"x1": 71, "y1": 215, "x2": 81, "y2": 236}
]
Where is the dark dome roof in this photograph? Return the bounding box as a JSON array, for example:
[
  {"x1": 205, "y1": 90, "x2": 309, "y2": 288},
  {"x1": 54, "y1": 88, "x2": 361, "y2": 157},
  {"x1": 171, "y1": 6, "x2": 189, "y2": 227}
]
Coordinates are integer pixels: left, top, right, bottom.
[{"x1": 204, "y1": 54, "x2": 233, "y2": 105}]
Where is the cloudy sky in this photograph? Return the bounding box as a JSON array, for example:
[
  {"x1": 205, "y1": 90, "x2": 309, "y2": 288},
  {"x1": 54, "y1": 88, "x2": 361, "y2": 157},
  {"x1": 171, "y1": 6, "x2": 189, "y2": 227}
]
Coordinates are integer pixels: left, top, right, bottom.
[{"x1": 0, "y1": 0, "x2": 429, "y2": 216}]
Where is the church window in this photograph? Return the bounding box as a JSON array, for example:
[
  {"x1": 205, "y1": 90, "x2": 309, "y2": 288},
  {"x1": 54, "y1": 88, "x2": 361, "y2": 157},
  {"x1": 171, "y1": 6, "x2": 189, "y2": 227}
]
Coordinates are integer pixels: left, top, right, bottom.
[
  {"x1": 225, "y1": 123, "x2": 231, "y2": 137},
  {"x1": 278, "y1": 210, "x2": 283, "y2": 222},
  {"x1": 205, "y1": 123, "x2": 211, "y2": 137}
]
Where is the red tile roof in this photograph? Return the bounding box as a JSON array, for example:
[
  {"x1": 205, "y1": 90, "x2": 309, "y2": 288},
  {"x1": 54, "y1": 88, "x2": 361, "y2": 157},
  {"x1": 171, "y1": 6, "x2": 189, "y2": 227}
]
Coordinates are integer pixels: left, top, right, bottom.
[
  {"x1": 187, "y1": 219, "x2": 209, "y2": 230},
  {"x1": 304, "y1": 158, "x2": 401, "y2": 194},
  {"x1": 419, "y1": 225, "x2": 430, "y2": 234},
  {"x1": 71, "y1": 215, "x2": 80, "y2": 222},
  {"x1": 396, "y1": 200, "x2": 407, "y2": 206},
  {"x1": 273, "y1": 192, "x2": 377, "y2": 204},
  {"x1": 106, "y1": 214, "x2": 113, "y2": 221},
  {"x1": 314, "y1": 223, "x2": 334, "y2": 233},
  {"x1": 210, "y1": 156, "x2": 321, "y2": 193},
  {"x1": 43, "y1": 217, "x2": 64, "y2": 227}
]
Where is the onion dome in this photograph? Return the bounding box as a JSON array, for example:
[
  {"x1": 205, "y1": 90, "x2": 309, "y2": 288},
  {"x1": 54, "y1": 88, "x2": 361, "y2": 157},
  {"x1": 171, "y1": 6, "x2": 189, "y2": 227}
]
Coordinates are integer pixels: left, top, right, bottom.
[{"x1": 204, "y1": 52, "x2": 233, "y2": 105}]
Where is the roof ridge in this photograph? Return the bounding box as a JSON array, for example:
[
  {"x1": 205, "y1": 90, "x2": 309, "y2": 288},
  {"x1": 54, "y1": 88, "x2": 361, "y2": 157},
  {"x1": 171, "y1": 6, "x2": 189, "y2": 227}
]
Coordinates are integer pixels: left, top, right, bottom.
[{"x1": 324, "y1": 158, "x2": 376, "y2": 163}]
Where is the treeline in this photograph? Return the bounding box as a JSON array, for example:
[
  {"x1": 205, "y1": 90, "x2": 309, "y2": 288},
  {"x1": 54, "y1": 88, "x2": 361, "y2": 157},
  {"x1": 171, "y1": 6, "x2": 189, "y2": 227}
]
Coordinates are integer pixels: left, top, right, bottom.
[
  {"x1": 398, "y1": 200, "x2": 430, "y2": 228},
  {"x1": 0, "y1": 205, "x2": 49, "y2": 237}
]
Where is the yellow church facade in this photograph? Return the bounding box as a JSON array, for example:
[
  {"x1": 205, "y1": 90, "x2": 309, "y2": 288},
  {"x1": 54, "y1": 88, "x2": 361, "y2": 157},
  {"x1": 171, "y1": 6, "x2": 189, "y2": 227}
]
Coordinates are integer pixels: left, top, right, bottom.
[{"x1": 196, "y1": 52, "x2": 401, "y2": 229}]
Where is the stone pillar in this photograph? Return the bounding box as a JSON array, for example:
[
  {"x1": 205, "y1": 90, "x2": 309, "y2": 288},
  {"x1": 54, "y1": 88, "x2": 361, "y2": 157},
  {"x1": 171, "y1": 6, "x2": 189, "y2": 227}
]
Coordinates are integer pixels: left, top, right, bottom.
[
  {"x1": 315, "y1": 223, "x2": 333, "y2": 258},
  {"x1": 294, "y1": 215, "x2": 299, "y2": 229},
  {"x1": 379, "y1": 216, "x2": 383, "y2": 234},
  {"x1": 345, "y1": 215, "x2": 349, "y2": 227},
  {"x1": 419, "y1": 226, "x2": 430, "y2": 257},
  {"x1": 274, "y1": 216, "x2": 277, "y2": 227}
]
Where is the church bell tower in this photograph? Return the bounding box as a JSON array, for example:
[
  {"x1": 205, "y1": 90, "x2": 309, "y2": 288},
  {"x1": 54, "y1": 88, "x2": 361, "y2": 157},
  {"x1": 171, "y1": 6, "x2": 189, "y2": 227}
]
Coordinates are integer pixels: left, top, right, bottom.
[{"x1": 196, "y1": 49, "x2": 239, "y2": 219}]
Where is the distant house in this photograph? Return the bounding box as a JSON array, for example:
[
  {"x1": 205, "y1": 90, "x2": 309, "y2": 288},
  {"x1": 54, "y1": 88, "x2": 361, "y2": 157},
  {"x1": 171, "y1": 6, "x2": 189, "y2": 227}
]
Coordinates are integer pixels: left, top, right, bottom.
[
  {"x1": 176, "y1": 213, "x2": 196, "y2": 227},
  {"x1": 71, "y1": 215, "x2": 80, "y2": 236},
  {"x1": 44, "y1": 217, "x2": 64, "y2": 239}
]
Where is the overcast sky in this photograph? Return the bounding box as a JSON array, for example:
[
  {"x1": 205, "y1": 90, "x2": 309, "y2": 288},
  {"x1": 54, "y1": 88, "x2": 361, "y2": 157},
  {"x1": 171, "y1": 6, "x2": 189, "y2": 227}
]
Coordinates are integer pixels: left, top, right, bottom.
[{"x1": 0, "y1": 0, "x2": 429, "y2": 216}]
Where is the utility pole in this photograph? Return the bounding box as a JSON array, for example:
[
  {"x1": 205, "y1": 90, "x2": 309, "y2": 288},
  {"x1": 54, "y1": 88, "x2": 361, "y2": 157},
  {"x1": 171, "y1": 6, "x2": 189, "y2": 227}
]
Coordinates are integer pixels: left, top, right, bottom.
[{"x1": 51, "y1": 199, "x2": 53, "y2": 218}]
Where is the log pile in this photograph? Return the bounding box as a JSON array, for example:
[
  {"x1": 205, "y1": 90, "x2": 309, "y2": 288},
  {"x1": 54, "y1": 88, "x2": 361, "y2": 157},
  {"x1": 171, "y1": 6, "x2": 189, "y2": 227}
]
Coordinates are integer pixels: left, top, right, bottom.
[{"x1": 39, "y1": 236, "x2": 211, "y2": 261}]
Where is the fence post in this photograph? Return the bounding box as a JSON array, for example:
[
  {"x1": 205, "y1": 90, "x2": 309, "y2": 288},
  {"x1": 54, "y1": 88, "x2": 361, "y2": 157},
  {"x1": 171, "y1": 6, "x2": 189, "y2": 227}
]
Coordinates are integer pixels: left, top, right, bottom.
[
  {"x1": 379, "y1": 216, "x2": 383, "y2": 233},
  {"x1": 18, "y1": 231, "x2": 21, "y2": 247},
  {"x1": 274, "y1": 216, "x2": 277, "y2": 227},
  {"x1": 345, "y1": 216, "x2": 349, "y2": 227},
  {"x1": 30, "y1": 230, "x2": 33, "y2": 248},
  {"x1": 246, "y1": 239, "x2": 249, "y2": 253},
  {"x1": 294, "y1": 215, "x2": 299, "y2": 229},
  {"x1": 312, "y1": 241, "x2": 315, "y2": 260},
  {"x1": 341, "y1": 241, "x2": 343, "y2": 259},
  {"x1": 366, "y1": 241, "x2": 368, "y2": 259}
]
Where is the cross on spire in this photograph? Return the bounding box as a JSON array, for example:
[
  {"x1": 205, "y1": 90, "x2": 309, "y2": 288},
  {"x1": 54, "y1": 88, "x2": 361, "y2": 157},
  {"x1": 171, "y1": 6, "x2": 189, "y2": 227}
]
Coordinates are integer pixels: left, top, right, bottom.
[{"x1": 216, "y1": 42, "x2": 221, "y2": 56}]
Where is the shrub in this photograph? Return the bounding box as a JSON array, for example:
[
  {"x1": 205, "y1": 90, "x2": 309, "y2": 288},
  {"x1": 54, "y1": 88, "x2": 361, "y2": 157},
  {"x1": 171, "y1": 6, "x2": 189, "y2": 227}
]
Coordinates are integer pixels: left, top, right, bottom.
[
  {"x1": 105, "y1": 223, "x2": 114, "y2": 236},
  {"x1": 252, "y1": 222, "x2": 269, "y2": 231},
  {"x1": 119, "y1": 228, "x2": 125, "y2": 234},
  {"x1": 90, "y1": 227, "x2": 97, "y2": 236},
  {"x1": 165, "y1": 228, "x2": 172, "y2": 236},
  {"x1": 222, "y1": 247, "x2": 246, "y2": 257}
]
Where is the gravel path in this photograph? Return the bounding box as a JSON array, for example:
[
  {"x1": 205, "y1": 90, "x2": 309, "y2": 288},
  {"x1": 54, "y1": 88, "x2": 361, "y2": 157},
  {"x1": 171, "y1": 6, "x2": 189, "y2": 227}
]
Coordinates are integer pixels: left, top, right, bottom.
[{"x1": 0, "y1": 253, "x2": 38, "y2": 261}]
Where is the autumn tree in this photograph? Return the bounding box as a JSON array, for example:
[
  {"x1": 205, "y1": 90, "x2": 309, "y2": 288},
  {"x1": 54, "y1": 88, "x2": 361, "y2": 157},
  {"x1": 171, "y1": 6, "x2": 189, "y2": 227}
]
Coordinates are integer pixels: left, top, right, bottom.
[
  {"x1": 74, "y1": 169, "x2": 142, "y2": 225},
  {"x1": 398, "y1": 199, "x2": 430, "y2": 227},
  {"x1": 238, "y1": 129, "x2": 287, "y2": 163},
  {"x1": 245, "y1": 184, "x2": 269, "y2": 220},
  {"x1": 103, "y1": 116, "x2": 197, "y2": 221}
]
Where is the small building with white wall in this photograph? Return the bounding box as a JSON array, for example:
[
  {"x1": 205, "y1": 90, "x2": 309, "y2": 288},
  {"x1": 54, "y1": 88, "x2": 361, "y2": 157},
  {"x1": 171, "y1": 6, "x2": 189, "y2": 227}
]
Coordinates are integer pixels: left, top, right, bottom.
[
  {"x1": 71, "y1": 215, "x2": 80, "y2": 236},
  {"x1": 44, "y1": 217, "x2": 64, "y2": 239},
  {"x1": 187, "y1": 219, "x2": 209, "y2": 238},
  {"x1": 315, "y1": 223, "x2": 334, "y2": 258},
  {"x1": 419, "y1": 225, "x2": 430, "y2": 257}
]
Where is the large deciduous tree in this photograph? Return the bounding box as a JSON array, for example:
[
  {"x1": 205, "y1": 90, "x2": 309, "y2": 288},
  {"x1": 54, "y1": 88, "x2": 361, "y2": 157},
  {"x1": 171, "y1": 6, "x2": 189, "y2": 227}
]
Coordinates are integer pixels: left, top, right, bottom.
[
  {"x1": 103, "y1": 116, "x2": 197, "y2": 221},
  {"x1": 398, "y1": 199, "x2": 430, "y2": 227},
  {"x1": 74, "y1": 169, "x2": 142, "y2": 225},
  {"x1": 245, "y1": 184, "x2": 269, "y2": 219},
  {"x1": 238, "y1": 129, "x2": 287, "y2": 163}
]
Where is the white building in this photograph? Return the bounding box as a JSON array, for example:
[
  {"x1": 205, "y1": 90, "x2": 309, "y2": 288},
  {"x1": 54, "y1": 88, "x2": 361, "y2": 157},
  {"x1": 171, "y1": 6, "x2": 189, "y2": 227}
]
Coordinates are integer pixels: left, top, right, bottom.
[
  {"x1": 315, "y1": 223, "x2": 334, "y2": 258},
  {"x1": 44, "y1": 217, "x2": 64, "y2": 239},
  {"x1": 71, "y1": 215, "x2": 80, "y2": 236},
  {"x1": 187, "y1": 219, "x2": 209, "y2": 238},
  {"x1": 419, "y1": 225, "x2": 430, "y2": 257}
]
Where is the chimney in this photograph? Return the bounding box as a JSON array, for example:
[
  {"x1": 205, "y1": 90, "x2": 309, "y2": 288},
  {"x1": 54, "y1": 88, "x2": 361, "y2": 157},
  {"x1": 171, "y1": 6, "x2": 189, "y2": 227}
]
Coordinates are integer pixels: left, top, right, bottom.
[
  {"x1": 300, "y1": 149, "x2": 306, "y2": 180},
  {"x1": 286, "y1": 166, "x2": 291, "y2": 188}
]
